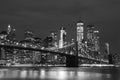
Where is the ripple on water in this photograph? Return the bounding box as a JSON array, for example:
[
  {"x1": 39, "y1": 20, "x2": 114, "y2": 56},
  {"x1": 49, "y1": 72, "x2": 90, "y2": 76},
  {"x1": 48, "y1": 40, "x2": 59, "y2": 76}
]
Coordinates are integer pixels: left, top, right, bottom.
[{"x1": 0, "y1": 67, "x2": 120, "y2": 80}]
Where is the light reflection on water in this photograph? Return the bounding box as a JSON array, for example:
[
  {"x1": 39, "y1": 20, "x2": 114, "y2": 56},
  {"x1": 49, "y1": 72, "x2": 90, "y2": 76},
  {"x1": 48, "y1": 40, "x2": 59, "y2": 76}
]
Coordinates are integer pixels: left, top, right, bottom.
[{"x1": 0, "y1": 67, "x2": 120, "y2": 80}]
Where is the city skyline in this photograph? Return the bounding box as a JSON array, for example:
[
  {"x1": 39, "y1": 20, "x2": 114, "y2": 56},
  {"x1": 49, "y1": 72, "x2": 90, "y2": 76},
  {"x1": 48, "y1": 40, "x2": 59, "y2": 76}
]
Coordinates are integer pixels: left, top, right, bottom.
[
  {"x1": 0, "y1": 21, "x2": 109, "y2": 65},
  {"x1": 0, "y1": 0, "x2": 120, "y2": 55},
  {"x1": 0, "y1": 1, "x2": 120, "y2": 80},
  {"x1": 0, "y1": 17, "x2": 116, "y2": 55}
]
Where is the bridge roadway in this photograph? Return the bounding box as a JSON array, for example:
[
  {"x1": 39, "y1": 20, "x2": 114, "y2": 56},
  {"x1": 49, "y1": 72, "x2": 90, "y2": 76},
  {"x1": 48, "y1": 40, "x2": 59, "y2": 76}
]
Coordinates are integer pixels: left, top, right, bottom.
[{"x1": 0, "y1": 44, "x2": 108, "y2": 64}]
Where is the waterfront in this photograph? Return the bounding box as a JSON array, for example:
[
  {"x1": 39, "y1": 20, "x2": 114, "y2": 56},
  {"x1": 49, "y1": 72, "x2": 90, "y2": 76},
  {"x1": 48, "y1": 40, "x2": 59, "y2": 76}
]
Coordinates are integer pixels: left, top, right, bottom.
[{"x1": 0, "y1": 66, "x2": 120, "y2": 80}]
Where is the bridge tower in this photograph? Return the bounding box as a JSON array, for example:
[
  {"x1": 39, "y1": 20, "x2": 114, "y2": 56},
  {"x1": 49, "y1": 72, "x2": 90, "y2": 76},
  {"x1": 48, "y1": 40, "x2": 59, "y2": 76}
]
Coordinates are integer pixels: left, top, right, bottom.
[
  {"x1": 105, "y1": 43, "x2": 113, "y2": 64},
  {"x1": 66, "y1": 41, "x2": 78, "y2": 67},
  {"x1": 0, "y1": 48, "x2": 1, "y2": 60},
  {"x1": 0, "y1": 47, "x2": 5, "y2": 60}
]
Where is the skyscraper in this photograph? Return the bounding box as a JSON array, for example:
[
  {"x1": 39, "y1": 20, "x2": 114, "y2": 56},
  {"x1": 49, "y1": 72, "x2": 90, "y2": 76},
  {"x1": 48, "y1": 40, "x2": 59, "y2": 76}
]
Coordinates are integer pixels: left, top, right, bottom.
[
  {"x1": 86, "y1": 25, "x2": 100, "y2": 52},
  {"x1": 59, "y1": 27, "x2": 66, "y2": 48},
  {"x1": 24, "y1": 30, "x2": 34, "y2": 41},
  {"x1": 77, "y1": 20, "x2": 84, "y2": 43},
  {"x1": 94, "y1": 30, "x2": 100, "y2": 51},
  {"x1": 6, "y1": 25, "x2": 16, "y2": 41},
  {"x1": 87, "y1": 25, "x2": 95, "y2": 42},
  {"x1": 50, "y1": 31, "x2": 58, "y2": 48},
  {"x1": 86, "y1": 25, "x2": 95, "y2": 51},
  {"x1": 0, "y1": 31, "x2": 8, "y2": 40},
  {"x1": 105, "y1": 43, "x2": 110, "y2": 55},
  {"x1": 7, "y1": 24, "x2": 11, "y2": 34}
]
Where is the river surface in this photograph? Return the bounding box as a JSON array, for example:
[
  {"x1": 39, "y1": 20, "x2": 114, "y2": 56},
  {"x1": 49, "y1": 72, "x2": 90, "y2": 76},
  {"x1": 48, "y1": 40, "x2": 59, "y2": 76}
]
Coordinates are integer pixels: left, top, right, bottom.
[{"x1": 0, "y1": 66, "x2": 120, "y2": 80}]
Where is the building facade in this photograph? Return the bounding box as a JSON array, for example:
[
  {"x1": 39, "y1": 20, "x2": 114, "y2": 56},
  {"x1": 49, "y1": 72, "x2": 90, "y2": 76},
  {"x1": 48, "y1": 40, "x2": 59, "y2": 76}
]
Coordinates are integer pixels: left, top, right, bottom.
[
  {"x1": 77, "y1": 20, "x2": 84, "y2": 44},
  {"x1": 59, "y1": 27, "x2": 67, "y2": 48}
]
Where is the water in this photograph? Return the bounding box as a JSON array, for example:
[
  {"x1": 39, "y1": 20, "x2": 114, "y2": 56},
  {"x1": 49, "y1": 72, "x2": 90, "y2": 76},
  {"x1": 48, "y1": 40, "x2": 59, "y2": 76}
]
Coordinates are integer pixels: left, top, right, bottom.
[{"x1": 0, "y1": 66, "x2": 120, "y2": 80}]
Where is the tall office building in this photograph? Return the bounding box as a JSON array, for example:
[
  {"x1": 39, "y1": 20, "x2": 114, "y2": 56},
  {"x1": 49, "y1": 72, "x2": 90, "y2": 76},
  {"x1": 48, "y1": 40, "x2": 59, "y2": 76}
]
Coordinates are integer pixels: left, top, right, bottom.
[
  {"x1": 59, "y1": 27, "x2": 66, "y2": 48},
  {"x1": 7, "y1": 24, "x2": 12, "y2": 34},
  {"x1": 86, "y1": 25, "x2": 95, "y2": 50},
  {"x1": 105, "y1": 43, "x2": 110, "y2": 55},
  {"x1": 87, "y1": 25, "x2": 100, "y2": 52},
  {"x1": 87, "y1": 25, "x2": 95, "y2": 42},
  {"x1": 0, "y1": 31, "x2": 7, "y2": 60},
  {"x1": 94, "y1": 30, "x2": 100, "y2": 51},
  {"x1": 6, "y1": 25, "x2": 16, "y2": 41},
  {"x1": 77, "y1": 20, "x2": 84, "y2": 43},
  {"x1": 0, "y1": 31, "x2": 8, "y2": 40},
  {"x1": 50, "y1": 31, "x2": 58, "y2": 47},
  {"x1": 24, "y1": 30, "x2": 34, "y2": 41}
]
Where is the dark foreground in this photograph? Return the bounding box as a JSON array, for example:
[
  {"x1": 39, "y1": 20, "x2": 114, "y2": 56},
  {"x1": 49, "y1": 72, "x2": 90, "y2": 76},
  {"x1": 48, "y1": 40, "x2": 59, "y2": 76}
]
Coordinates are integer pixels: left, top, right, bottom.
[{"x1": 0, "y1": 66, "x2": 120, "y2": 80}]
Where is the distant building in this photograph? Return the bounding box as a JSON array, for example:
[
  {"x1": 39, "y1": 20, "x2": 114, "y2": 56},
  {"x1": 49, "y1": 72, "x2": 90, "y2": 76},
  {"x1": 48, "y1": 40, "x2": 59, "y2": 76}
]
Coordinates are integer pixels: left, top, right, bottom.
[
  {"x1": 0, "y1": 25, "x2": 17, "y2": 61},
  {"x1": 0, "y1": 31, "x2": 8, "y2": 41},
  {"x1": 6, "y1": 25, "x2": 16, "y2": 41},
  {"x1": 34, "y1": 37, "x2": 42, "y2": 48},
  {"x1": 43, "y1": 36, "x2": 53, "y2": 48},
  {"x1": 15, "y1": 30, "x2": 41, "y2": 64},
  {"x1": 77, "y1": 20, "x2": 84, "y2": 44},
  {"x1": 105, "y1": 42, "x2": 110, "y2": 55},
  {"x1": 86, "y1": 25, "x2": 100, "y2": 53},
  {"x1": 24, "y1": 30, "x2": 34, "y2": 41},
  {"x1": 86, "y1": 25, "x2": 95, "y2": 51},
  {"x1": 19, "y1": 39, "x2": 39, "y2": 64},
  {"x1": 59, "y1": 27, "x2": 67, "y2": 48},
  {"x1": 0, "y1": 47, "x2": 5, "y2": 60},
  {"x1": 93, "y1": 30, "x2": 100, "y2": 52},
  {"x1": 50, "y1": 31, "x2": 58, "y2": 48},
  {"x1": 7, "y1": 24, "x2": 12, "y2": 34},
  {"x1": 87, "y1": 25, "x2": 95, "y2": 42}
]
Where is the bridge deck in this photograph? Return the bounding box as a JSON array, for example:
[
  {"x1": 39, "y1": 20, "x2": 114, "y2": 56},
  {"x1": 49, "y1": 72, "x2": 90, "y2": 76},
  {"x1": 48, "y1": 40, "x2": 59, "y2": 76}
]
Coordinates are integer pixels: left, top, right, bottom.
[{"x1": 0, "y1": 44, "x2": 108, "y2": 63}]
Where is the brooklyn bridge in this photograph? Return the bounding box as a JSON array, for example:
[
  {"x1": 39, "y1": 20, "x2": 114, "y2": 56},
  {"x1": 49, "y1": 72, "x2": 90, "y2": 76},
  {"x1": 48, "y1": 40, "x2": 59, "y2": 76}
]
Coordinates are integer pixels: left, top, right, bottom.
[
  {"x1": 0, "y1": 41, "x2": 109, "y2": 67},
  {"x1": 0, "y1": 20, "x2": 113, "y2": 67}
]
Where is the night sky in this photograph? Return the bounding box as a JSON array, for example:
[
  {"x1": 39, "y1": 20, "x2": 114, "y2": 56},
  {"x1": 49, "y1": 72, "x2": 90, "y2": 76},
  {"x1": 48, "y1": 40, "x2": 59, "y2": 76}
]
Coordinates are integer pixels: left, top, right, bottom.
[{"x1": 0, "y1": 0, "x2": 120, "y2": 54}]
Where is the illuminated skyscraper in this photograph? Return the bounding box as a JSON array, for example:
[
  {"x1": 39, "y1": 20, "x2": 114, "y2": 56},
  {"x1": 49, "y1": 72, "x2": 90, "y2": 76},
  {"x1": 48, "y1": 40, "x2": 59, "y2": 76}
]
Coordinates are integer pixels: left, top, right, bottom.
[
  {"x1": 77, "y1": 20, "x2": 84, "y2": 43},
  {"x1": 94, "y1": 30, "x2": 100, "y2": 51},
  {"x1": 87, "y1": 25, "x2": 95, "y2": 42},
  {"x1": 7, "y1": 24, "x2": 12, "y2": 34},
  {"x1": 24, "y1": 30, "x2": 34, "y2": 41},
  {"x1": 86, "y1": 25, "x2": 95, "y2": 50},
  {"x1": 87, "y1": 25, "x2": 100, "y2": 52},
  {"x1": 0, "y1": 31, "x2": 7, "y2": 40},
  {"x1": 0, "y1": 31, "x2": 7, "y2": 60},
  {"x1": 59, "y1": 27, "x2": 66, "y2": 48},
  {"x1": 50, "y1": 31, "x2": 58, "y2": 47},
  {"x1": 105, "y1": 43, "x2": 110, "y2": 55},
  {"x1": 6, "y1": 25, "x2": 16, "y2": 41}
]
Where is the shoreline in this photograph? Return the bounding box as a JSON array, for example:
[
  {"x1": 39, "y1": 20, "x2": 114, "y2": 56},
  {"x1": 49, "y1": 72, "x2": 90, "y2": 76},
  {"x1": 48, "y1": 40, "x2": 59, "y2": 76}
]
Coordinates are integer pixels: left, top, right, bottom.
[{"x1": 0, "y1": 64, "x2": 119, "y2": 69}]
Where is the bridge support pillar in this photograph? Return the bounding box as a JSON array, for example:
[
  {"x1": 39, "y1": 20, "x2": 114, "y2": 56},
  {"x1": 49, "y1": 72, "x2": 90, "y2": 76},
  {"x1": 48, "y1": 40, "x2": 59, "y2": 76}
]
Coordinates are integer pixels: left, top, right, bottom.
[
  {"x1": 108, "y1": 54, "x2": 113, "y2": 64},
  {"x1": 0, "y1": 47, "x2": 1, "y2": 60},
  {"x1": 66, "y1": 55, "x2": 78, "y2": 67},
  {"x1": 66, "y1": 41, "x2": 79, "y2": 67}
]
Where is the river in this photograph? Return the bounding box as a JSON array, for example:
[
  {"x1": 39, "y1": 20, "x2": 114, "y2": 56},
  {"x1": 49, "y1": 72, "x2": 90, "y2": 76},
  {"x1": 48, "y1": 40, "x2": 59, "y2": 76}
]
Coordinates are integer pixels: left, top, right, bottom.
[{"x1": 0, "y1": 66, "x2": 120, "y2": 80}]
